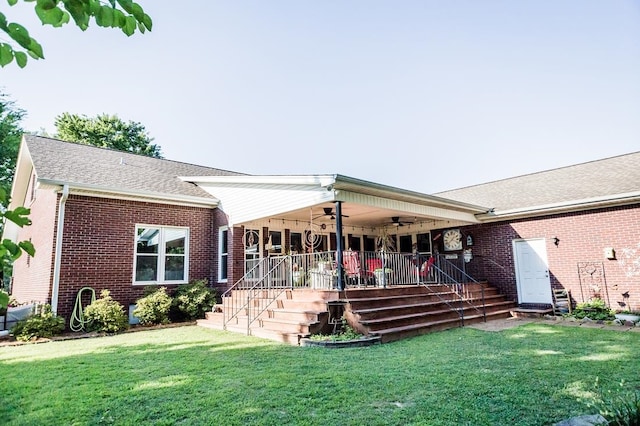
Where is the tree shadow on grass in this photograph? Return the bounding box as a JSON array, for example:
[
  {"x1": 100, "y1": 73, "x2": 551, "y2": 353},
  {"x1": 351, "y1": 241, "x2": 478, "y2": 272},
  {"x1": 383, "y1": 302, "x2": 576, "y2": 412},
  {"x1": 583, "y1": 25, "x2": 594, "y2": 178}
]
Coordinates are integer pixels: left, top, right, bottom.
[{"x1": 0, "y1": 324, "x2": 638, "y2": 425}]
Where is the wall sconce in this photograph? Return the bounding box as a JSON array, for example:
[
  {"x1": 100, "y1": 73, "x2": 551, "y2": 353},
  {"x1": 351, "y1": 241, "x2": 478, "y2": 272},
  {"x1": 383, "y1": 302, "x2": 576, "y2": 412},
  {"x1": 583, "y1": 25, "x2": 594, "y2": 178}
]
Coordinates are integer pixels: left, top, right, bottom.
[
  {"x1": 552, "y1": 236, "x2": 560, "y2": 246},
  {"x1": 604, "y1": 247, "x2": 616, "y2": 260},
  {"x1": 466, "y1": 235, "x2": 474, "y2": 246}
]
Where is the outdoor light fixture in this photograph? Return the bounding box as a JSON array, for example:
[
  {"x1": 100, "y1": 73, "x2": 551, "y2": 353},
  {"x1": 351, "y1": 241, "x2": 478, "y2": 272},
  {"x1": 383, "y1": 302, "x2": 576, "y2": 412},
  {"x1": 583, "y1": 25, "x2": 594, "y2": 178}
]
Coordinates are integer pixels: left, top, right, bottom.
[{"x1": 552, "y1": 236, "x2": 560, "y2": 246}]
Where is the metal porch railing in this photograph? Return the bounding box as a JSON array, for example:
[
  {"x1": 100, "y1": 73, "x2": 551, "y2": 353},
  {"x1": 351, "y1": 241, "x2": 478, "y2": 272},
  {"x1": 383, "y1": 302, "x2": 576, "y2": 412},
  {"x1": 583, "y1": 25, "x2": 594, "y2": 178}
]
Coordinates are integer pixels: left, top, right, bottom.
[
  {"x1": 222, "y1": 250, "x2": 487, "y2": 333},
  {"x1": 432, "y1": 255, "x2": 487, "y2": 323}
]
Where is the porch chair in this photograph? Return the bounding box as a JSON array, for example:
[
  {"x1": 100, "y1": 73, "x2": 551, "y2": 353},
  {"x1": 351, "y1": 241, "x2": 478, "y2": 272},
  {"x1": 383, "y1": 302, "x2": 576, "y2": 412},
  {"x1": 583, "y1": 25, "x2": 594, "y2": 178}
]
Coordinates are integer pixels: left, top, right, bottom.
[
  {"x1": 417, "y1": 256, "x2": 435, "y2": 283},
  {"x1": 552, "y1": 288, "x2": 572, "y2": 316},
  {"x1": 343, "y1": 250, "x2": 363, "y2": 287}
]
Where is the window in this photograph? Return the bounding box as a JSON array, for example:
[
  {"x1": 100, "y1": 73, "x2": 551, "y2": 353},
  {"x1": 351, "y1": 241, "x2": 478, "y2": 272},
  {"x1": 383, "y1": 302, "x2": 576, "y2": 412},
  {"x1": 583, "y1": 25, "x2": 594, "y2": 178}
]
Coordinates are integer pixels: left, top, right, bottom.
[
  {"x1": 416, "y1": 233, "x2": 431, "y2": 254},
  {"x1": 134, "y1": 225, "x2": 189, "y2": 284},
  {"x1": 267, "y1": 230, "x2": 282, "y2": 254},
  {"x1": 218, "y1": 227, "x2": 228, "y2": 282}
]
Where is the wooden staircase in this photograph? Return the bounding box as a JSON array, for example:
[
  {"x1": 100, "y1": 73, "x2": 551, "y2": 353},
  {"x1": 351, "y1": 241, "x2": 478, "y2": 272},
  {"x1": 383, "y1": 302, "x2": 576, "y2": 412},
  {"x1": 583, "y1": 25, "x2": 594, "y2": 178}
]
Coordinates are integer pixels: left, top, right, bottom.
[
  {"x1": 344, "y1": 283, "x2": 516, "y2": 343},
  {"x1": 197, "y1": 282, "x2": 516, "y2": 345},
  {"x1": 196, "y1": 289, "x2": 338, "y2": 345}
]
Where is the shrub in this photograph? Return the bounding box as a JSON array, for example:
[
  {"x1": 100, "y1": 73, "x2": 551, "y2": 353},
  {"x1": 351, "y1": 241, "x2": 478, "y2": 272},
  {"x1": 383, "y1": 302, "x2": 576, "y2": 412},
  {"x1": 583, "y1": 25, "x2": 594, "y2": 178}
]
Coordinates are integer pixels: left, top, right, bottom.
[
  {"x1": 571, "y1": 298, "x2": 615, "y2": 321},
  {"x1": 11, "y1": 304, "x2": 65, "y2": 341},
  {"x1": 133, "y1": 287, "x2": 172, "y2": 325},
  {"x1": 170, "y1": 279, "x2": 216, "y2": 321},
  {"x1": 84, "y1": 290, "x2": 129, "y2": 333},
  {"x1": 594, "y1": 383, "x2": 640, "y2": 426}
]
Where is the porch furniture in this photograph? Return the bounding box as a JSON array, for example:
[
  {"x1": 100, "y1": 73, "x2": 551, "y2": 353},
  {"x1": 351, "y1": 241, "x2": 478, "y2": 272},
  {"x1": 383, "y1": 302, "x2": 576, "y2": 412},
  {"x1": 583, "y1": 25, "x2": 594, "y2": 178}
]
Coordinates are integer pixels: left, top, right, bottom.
[
  {"x1": 418, "y1": 256, "x2": 435, "y2": 282},
  {"x1": 366, "y1": 258, "x2": 384, "y2": 286},
  {"x1": 343, "y1": 250, "x2": 365, "y2": 286}
]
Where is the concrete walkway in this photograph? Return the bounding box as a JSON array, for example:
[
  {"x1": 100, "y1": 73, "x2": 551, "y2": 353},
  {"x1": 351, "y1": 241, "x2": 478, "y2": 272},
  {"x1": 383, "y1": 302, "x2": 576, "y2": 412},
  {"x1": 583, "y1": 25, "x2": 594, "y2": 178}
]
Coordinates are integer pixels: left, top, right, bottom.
[
  {"x1": 467, "y1": 316, "x2": 640, "y2": 332},
  {"x1": 467, "y1": 317, "x2": 536, "y2": 331}
]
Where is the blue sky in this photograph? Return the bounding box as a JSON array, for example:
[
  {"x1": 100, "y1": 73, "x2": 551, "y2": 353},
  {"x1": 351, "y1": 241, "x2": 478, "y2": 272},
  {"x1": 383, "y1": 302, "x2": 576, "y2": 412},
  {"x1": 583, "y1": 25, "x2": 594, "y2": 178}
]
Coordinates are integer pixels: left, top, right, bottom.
[{"x1": 2, "y1": 1, "x2": 639, "y2": 193}]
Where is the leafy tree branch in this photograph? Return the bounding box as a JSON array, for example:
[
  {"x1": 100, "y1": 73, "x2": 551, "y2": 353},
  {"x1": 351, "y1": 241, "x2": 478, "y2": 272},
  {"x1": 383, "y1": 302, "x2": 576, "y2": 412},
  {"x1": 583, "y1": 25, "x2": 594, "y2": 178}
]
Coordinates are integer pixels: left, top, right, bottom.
[{"x1": 0, "y1": 0, "x2": 152, "y2": 68}]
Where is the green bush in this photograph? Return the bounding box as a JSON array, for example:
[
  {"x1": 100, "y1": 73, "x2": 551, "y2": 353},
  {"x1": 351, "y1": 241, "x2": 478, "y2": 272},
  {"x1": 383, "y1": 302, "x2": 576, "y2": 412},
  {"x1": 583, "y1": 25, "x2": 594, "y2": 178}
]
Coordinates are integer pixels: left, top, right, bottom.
[
  {"x1": 594, "y1": 383, "x2": 640, "y2": 426},
  {"x1": 84, "y1": 290, "x2": 129, "y2": 333},
  {"x1": 11, "y1": 304, "x2": 65, "y2": 341},
  {"x1": 133, "y1": 287, "x2": 172, "y2": 325},
  {"x1": 572, "y1": 298, "x2": 615, "y2": 321},
  {"x1": 170, "y1": 279, "x2": 216, "y2": 321}
]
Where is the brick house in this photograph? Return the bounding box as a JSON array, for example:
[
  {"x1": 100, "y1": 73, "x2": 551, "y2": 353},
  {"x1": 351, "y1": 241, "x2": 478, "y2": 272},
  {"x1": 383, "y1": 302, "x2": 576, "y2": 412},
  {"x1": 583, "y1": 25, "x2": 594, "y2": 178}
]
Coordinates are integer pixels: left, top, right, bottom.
[{"x1": 4, "y1": 135, "x2": 640, "y2": 324}]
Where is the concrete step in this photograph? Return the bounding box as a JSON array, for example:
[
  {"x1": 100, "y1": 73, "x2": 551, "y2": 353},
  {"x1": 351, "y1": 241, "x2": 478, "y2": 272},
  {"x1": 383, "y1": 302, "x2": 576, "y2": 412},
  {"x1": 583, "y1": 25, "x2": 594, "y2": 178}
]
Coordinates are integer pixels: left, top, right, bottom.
[
  {"x1": 249, "y1": 327, "x2": 305, "y2": 345},
  {"x1": 259, "y1": 317, "x2": 320, "y2": 334},
  {"x1": 268, "y1": 308, "x2": 327, "y2": 322},
  {"x1": 510, "y1": 308, "x2": 553, "y2": 318},
  {"x1": 278, "y1": 299, "x2": 331, "y2": 311}
]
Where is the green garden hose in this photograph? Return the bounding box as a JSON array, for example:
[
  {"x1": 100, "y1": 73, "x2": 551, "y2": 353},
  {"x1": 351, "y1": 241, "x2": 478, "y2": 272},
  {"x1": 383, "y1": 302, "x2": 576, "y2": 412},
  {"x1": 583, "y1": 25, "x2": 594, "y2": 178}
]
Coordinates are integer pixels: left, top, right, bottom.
[{"x1": 69, "y1": 287, "x2": 96, "y2": 332}]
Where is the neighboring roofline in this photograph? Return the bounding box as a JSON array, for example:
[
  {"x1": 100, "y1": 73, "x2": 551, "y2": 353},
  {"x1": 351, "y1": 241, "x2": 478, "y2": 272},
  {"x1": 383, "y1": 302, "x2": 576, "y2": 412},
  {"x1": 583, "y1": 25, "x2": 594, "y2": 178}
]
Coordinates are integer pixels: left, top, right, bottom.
[
  {"x1": 436, "y1": 149, "x2": 640, "y2": 196},
  {"x1": 180, "y1": 174, "x2": 491, "y2": 214},
  {"x1": 476, "y1": 190, "x2": 640, "y2": 222},
  {"x1": 38, "y1": 178, "x2": 220, "y2": 208}
]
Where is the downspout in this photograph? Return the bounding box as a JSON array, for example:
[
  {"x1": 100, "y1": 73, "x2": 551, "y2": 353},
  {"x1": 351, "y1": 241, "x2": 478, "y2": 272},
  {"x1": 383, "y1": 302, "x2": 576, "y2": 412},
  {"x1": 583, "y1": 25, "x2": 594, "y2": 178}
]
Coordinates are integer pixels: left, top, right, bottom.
[{"x1": 51, "y1": 184, "x2": 69, "y2": 315}]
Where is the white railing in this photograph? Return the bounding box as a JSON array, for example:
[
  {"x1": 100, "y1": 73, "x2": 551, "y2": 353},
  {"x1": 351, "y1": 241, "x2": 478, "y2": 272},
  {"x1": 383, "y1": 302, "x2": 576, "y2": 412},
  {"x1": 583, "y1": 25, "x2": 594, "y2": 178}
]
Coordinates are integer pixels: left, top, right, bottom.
[{"x1": 223, "y1": 250, "x2": 487, "y2": 334}]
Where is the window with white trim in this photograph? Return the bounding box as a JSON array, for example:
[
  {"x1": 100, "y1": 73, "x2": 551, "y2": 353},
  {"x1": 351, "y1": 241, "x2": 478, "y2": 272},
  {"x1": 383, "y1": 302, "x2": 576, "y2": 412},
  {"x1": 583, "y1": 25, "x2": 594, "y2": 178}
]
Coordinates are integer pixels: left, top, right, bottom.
[
  {"x1": 218, "y1": 227, "x2": 228, "y2": 282},
  {"x1": 134, "y1": 225, "x2": 189, "y2": 284}
]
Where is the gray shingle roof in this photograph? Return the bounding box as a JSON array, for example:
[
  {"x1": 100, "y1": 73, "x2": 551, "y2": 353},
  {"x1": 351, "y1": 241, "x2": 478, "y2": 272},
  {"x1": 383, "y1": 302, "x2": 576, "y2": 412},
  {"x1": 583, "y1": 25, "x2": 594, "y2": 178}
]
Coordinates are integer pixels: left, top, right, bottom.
[
  {"x1": 435, "y1": 151, "x2": 640, "y2": 212},
  {"x1": 25, "y1": 135, "x2": 244, "y2": 201}
]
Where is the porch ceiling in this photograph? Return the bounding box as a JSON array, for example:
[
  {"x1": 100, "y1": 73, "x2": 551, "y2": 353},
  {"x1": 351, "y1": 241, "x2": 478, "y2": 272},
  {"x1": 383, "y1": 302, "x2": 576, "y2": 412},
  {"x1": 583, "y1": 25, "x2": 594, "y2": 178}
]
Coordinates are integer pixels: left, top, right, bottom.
[{"x1": 180, "y1": 174, "x2": 489, "y2": 229}]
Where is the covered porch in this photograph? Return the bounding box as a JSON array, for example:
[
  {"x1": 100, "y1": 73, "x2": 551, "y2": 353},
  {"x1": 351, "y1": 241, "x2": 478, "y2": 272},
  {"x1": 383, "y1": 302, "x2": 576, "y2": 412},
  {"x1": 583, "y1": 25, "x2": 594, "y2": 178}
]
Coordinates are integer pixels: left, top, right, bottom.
[
  {"x1": 181, "y1": 173, "x2": 490, "y2": 290},
  {"x1": 187, "y1": 174, "x2": 517, "y2": 344}
]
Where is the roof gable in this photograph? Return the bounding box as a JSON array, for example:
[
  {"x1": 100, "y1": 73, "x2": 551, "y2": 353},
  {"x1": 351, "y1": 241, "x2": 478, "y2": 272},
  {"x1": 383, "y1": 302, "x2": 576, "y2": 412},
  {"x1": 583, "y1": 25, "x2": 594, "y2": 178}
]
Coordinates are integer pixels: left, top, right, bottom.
[
  {"x1": 435, "y1": 151, "x2": 640, "y2": 214},
  {"x1": 23, "y1": 135, "x2": 244, "y2": 202}
]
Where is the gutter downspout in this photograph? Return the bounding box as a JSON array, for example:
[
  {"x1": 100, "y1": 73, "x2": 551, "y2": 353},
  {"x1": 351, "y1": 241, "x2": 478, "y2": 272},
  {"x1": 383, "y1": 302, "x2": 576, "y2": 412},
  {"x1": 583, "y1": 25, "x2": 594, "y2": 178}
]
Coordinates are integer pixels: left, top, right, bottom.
[{"x1": 51, "y1": 185, "x2": 69, "y2": 315}]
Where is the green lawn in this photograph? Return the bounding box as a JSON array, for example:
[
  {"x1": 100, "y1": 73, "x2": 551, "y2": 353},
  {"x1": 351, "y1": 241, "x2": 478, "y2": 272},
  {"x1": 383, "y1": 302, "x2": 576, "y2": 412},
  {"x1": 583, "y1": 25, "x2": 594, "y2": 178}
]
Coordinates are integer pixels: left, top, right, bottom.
[{"x1": 1, "y1": 324, "x2": 638, "y2": 425}]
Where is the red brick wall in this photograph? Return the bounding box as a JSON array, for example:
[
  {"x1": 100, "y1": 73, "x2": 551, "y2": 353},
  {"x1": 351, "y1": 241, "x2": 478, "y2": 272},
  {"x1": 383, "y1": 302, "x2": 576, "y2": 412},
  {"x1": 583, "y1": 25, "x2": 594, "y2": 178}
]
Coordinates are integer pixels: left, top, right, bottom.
[
  {"x1": 55, "y1": 195, "x2": 218, "y2": 321},
  {"x1": 10, "y1": 189, "x2": 58, "y2": 305},
  {"x1": 444, "y1": 204, "x2": 640, "y2": 311}
]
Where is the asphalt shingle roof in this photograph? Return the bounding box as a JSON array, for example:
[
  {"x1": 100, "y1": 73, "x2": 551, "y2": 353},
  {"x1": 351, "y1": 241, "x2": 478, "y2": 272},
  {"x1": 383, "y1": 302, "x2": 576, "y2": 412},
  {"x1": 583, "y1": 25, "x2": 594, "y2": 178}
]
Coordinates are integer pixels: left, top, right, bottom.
[
  {"x1": 25, "y1": 135, "x2": 244, "y2": 200},
  {"x1": 435, "y1": 151, "x2": 640, "y2": 212}
]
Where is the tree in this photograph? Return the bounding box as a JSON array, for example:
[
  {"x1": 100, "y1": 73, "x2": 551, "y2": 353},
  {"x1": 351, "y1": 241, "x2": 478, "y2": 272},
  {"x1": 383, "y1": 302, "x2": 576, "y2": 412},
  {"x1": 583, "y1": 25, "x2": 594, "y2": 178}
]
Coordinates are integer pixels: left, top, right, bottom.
[
  {"x1": 55, "y1": 112, "x2": 162, "y2": 157},
  {"x1": 0, "y1": 0, "x2": 152, "y2": 68},
  {"x1": 0, "y1": 92, "x2": 24, "y2": 209},
  {"x1": 1, "y1": 187, "x2": 34, "y2": 300}
]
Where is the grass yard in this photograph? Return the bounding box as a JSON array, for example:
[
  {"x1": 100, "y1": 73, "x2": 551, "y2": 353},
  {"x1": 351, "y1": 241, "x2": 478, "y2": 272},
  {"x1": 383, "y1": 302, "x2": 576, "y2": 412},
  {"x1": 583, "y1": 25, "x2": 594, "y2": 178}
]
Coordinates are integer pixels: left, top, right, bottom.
[{"x1": 1, "y1": 323, "x2": 639, "y2": 425}]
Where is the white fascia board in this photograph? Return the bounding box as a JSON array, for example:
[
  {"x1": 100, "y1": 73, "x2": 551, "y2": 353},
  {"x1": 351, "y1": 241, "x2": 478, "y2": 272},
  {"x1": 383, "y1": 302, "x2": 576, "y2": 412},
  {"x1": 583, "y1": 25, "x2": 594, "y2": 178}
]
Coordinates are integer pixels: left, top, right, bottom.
[
  {"x1": 332, "y1": 175, "x2": 489, "y2": 213},
  {"x1": 477, "y1": 191, "x2": 640, "y2": 222},
  {"x1": 37, "y1": 179, "x2": 220, "y2": 208},
  {"x1": 336, "y1": 191, "x2": 481, "y2": 223},
  {"x1": 179, "y1": 174, "x2": 337, "y2": 187},
  {"x1": 7, "y1": 138, "x2": 34, "y2": 211}
]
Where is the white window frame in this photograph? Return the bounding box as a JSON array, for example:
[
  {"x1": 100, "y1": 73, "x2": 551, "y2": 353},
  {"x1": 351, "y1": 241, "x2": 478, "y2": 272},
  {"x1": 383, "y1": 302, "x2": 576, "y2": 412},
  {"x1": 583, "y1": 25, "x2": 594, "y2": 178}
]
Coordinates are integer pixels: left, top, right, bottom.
[
  {"x1": 133, "y1": 225, "x2": 190, "y2": 285},
  {"x1": 218, "y1": 226, "x2": 228, "y2": 283}
]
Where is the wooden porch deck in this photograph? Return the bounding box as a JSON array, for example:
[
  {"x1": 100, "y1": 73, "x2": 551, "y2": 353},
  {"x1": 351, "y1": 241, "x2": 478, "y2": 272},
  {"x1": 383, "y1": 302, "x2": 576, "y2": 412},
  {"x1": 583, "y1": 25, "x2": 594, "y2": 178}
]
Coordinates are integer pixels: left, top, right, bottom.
[{"x1": 197, "y1": 283, "x2": 517, "y2": 345}]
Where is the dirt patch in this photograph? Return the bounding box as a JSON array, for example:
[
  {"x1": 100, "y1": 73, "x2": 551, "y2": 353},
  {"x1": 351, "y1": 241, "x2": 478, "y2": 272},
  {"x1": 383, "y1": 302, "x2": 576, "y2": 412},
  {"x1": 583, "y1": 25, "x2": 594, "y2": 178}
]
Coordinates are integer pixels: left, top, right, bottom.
[{"x1": 467, "y1": 317, "x2": 537, "y2": 332}]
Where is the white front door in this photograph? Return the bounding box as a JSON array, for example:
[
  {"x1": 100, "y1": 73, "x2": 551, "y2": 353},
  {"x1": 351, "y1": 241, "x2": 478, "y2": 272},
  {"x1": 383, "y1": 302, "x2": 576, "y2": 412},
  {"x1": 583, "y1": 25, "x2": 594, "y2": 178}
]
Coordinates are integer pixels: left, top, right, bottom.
[{"x1": 513, "y1": 238, "x2": 552, "y2": 304}]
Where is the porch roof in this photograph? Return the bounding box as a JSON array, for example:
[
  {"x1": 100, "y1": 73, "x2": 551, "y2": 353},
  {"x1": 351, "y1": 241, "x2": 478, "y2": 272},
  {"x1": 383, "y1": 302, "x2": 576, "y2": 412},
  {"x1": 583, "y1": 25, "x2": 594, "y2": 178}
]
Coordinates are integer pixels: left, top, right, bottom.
[{"x1": 180, "y1": 174, "x2": 490, "y2": 228}]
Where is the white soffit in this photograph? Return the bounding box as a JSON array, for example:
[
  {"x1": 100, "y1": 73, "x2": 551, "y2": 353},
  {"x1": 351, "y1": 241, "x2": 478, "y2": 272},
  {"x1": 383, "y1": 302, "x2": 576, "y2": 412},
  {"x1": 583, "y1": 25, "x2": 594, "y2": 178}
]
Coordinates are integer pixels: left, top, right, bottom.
[
  {"x1": 189, "y1": 181, "x2": 337, "y2": 225},
  {"x1": 182, "y1": 174, "x2": 486, "y2": 226}
]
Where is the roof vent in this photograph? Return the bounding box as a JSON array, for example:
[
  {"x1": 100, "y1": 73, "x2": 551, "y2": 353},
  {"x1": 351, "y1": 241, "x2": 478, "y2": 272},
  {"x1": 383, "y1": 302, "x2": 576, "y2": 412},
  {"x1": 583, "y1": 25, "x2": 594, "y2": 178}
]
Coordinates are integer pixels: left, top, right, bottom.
[{"x1": 119, "y1": 157, "x2": 126, "y2": 166}]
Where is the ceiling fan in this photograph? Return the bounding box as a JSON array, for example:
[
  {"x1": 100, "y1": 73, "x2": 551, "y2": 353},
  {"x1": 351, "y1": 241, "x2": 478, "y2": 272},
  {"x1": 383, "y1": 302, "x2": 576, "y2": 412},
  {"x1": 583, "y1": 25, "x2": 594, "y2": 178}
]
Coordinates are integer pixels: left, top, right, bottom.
[
  {"x1": 313, "y1": 207, "x2": 349, "y2": 220},
  {"x1": 389, "y1": 216, "x2": 413, "y2": 227}
]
